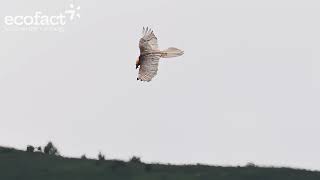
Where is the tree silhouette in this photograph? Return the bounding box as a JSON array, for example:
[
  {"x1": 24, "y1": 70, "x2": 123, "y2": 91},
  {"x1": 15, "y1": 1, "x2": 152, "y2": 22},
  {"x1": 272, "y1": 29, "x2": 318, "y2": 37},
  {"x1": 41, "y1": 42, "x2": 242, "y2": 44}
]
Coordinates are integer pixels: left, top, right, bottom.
[
  {"x1": 44, "y1": 142, "x2": 59, "y2": 155},
  {"x1": 98, "y1": 152, "x2": 105, "y2": 161},
  {"x1": 26, "y1": 145, "x2": 35, "y2": 153},
  {"x1": 81, "y1": 154, "x2": 87, "y2": 159},
  {"x1": 129, "y1": 156, "x2": 142, "y2": 163}
]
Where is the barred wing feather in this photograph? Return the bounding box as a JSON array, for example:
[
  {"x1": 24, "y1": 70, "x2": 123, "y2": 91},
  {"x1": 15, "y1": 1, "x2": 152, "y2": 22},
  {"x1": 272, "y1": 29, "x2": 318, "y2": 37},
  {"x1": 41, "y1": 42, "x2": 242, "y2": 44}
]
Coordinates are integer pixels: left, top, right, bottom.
[
  {"x1": 138, "y1": 54, "x2": 161, "y2": 82},
  {"x1": 139, "y1": 27, "x2": 159, "y2": 53}
]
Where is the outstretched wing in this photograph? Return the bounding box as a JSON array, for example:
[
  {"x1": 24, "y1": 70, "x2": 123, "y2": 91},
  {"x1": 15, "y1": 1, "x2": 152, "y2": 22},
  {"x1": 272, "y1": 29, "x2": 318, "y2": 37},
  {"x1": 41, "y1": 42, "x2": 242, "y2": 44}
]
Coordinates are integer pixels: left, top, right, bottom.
[
  {"x1": 138, "y1": 54, "x2": 161, "y2": 82},
  {"x1": 139, "y1": 27, "x2": 159, "y2": 54}
]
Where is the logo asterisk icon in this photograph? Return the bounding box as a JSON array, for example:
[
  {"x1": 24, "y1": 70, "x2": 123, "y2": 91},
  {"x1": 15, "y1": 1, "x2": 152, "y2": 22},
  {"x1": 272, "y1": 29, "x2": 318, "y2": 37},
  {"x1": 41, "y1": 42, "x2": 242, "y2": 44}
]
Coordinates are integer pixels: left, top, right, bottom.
[{"x1": 65, "y1": 3, "x2": 80, "y2": 21}]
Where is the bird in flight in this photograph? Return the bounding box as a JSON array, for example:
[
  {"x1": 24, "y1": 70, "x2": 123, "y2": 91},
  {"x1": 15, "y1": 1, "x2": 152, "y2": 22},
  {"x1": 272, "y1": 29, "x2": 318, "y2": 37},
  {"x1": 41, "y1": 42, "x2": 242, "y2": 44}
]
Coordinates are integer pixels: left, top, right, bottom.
[{"x1": 136, "y1": 27, "x2": 184, "y2": 82}]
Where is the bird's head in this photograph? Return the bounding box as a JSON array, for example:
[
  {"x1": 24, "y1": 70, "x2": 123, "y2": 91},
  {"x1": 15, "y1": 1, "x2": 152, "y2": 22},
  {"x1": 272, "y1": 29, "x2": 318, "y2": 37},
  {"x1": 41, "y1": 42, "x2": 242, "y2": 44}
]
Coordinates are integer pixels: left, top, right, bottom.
[{"x1": 135, "y1": 57, "x2": 140, "y2": 69}]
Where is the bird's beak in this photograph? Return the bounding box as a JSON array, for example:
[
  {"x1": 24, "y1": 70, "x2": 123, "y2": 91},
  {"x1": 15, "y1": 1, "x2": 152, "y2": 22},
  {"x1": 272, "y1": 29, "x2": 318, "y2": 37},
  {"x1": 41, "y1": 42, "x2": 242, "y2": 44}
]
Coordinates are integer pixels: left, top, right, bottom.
[{"x1": 136, "y1": 57, "x2": 140, "y2": 69}]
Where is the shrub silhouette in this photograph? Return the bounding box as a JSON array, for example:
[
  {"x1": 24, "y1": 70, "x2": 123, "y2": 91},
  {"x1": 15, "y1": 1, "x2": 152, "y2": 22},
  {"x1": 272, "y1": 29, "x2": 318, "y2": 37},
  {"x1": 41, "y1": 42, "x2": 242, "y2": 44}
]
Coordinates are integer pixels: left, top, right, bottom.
[
  {"x1": 246, "y1": 162, "x2": 257, "y2": 167},
  {"x1": 37, "y1": 146, "x2": 42, "y2": 152},
  {"x1": 26, "y1": 145, "x2": 35, "y2": 153},
  {"x1": 44, "y1": 142, "x2": 59, "y2": 155},
  {"x1": 129, "y1": 156, "x2": 142, "y2": 163}
]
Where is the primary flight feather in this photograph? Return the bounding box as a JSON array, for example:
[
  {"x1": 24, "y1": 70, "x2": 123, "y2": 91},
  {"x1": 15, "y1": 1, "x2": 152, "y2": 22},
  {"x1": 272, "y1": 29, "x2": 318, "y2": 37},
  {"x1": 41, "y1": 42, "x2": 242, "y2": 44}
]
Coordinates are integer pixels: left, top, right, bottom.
[{"x1": 136, "y1": 27, "x2": 184, "y2": 82}]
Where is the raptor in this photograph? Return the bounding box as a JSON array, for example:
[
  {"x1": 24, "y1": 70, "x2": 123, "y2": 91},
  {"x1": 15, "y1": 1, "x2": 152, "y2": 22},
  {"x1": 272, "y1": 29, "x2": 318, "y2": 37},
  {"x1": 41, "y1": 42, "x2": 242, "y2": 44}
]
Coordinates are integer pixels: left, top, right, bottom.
[{"x1": 136, "y1": 27, "x2": 184, "y2": 82}]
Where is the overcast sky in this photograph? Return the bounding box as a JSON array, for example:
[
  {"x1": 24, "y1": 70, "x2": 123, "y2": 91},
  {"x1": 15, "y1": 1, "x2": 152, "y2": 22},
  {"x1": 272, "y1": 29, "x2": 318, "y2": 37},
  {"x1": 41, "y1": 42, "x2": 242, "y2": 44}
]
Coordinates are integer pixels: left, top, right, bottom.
[{"x1": 1, "y1": 0, "x2": 320, "y2": 170}]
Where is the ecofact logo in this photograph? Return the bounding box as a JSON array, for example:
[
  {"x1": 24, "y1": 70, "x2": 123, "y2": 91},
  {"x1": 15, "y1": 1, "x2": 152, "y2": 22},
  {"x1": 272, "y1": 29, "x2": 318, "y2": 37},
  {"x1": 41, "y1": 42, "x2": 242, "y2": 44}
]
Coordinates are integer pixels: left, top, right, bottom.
[{"x1": 3, "y1": 1, "x2": 80, "y2": 32}]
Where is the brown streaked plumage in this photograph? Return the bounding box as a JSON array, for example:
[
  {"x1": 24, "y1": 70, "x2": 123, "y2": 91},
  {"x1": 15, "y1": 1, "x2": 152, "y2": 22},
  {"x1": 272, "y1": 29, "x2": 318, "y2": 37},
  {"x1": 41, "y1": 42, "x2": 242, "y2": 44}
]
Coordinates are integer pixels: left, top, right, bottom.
[{"x1": 136, "y1": 27, "x2": 184, "y2": 82}]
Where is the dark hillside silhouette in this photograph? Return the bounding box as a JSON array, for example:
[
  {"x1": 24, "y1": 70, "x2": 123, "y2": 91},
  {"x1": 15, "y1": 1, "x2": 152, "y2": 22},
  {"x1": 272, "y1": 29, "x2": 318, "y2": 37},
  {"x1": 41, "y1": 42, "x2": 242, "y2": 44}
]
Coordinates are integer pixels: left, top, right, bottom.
[{"x1": 0, "y1": 145, "x2": 319, "y2": 180}]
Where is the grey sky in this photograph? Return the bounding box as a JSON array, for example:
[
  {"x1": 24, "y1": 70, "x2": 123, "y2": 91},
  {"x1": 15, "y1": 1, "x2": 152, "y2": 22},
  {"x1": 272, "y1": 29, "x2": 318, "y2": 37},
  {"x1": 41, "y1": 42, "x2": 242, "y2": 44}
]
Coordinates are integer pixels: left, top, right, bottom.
[{"x1": 1, "y1": 0, "x2": 320, "y2": 170}]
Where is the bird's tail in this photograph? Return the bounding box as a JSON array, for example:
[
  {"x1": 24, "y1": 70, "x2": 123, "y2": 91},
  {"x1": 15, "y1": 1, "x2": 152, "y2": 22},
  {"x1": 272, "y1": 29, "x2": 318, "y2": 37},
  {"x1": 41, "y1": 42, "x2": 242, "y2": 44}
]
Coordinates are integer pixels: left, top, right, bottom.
[{"x1": 161, "y1": 47, "x2": 184, "y2": 58}]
